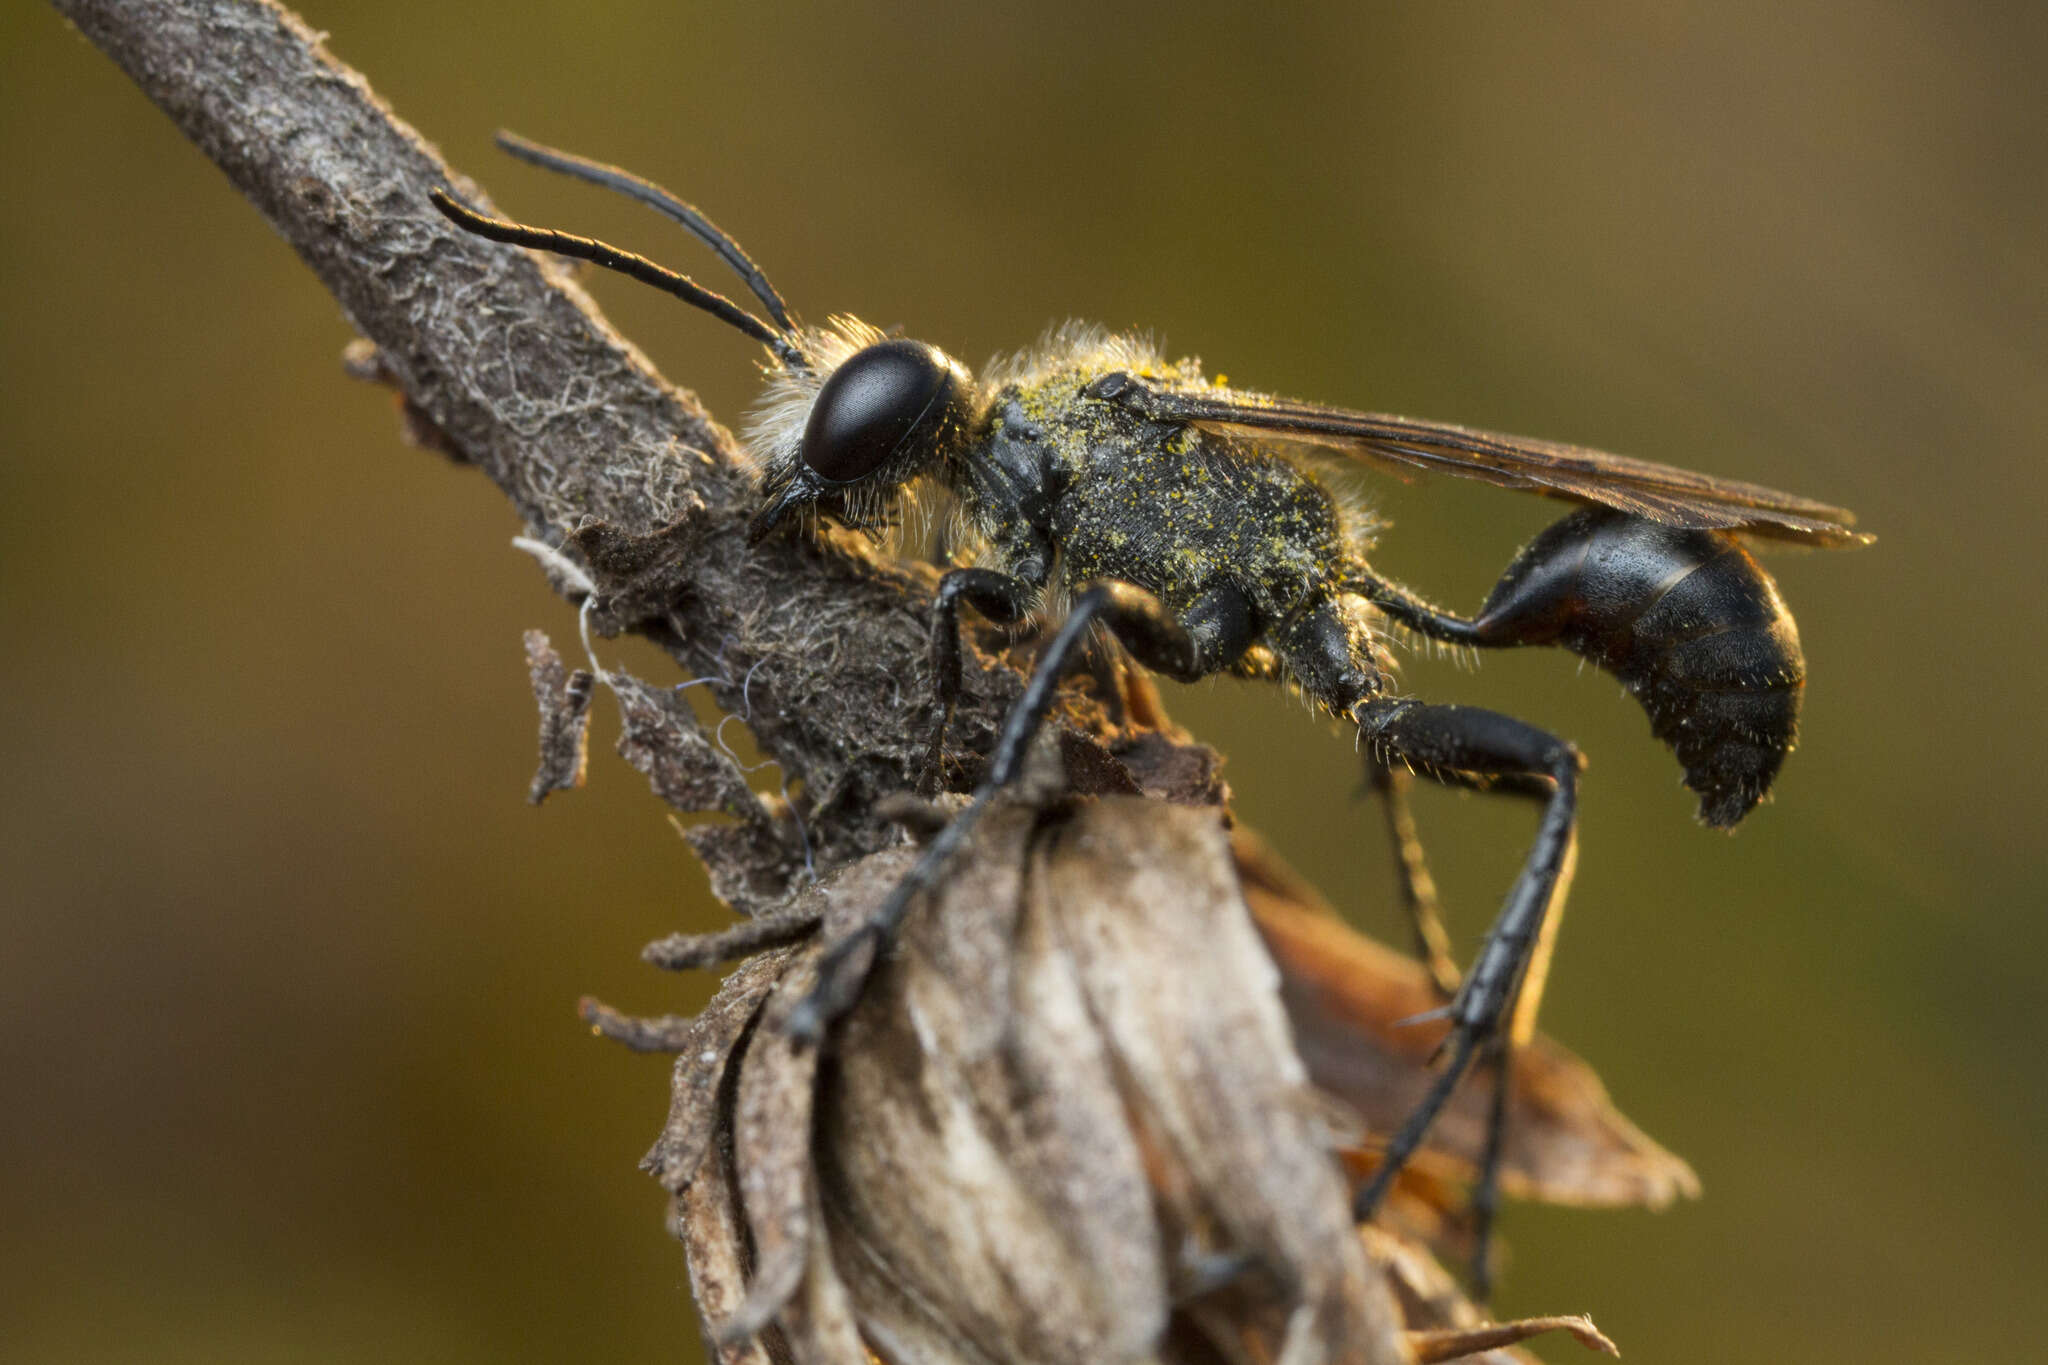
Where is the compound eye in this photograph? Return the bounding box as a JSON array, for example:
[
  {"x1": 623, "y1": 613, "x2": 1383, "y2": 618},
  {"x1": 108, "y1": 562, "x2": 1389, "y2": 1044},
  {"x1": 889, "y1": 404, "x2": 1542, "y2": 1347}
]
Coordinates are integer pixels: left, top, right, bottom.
[{"x1": 801, "y1": 339, "x2": 957, "y2": 484}]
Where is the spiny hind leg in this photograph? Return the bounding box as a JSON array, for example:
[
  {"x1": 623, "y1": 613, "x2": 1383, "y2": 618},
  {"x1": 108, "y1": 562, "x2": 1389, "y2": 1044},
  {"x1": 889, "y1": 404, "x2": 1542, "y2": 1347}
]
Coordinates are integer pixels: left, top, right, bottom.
[
  {"x1": 1348, "y1": 698, "x2": 1580, "y2": 1298},
  {"x1": 1371, "y1": 752, "x2": 1563, "y2": 1299},
  {"x1": 1369, "y1": 744, "x2": 1523, "y2": 1300}
]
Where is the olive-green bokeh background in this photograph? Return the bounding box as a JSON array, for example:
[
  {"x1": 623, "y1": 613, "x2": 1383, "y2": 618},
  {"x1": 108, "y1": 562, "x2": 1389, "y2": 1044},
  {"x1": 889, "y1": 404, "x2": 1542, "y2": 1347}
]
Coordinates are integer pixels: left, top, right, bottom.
[{"x1": 7, "y1": 3, "x2": 2043, "y2": 1361}]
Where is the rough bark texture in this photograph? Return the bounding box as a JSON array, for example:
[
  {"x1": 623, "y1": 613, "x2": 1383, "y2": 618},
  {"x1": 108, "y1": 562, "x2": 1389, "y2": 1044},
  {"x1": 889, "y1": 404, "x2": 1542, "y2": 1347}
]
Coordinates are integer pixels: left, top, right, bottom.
[{"x1": 51, "y1": 0, "x2": 1026, "y2": 911}]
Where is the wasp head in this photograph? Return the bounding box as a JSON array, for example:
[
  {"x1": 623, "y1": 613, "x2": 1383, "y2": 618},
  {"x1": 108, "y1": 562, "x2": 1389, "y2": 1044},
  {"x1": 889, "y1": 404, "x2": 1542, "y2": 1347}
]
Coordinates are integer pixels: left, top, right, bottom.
[
  {"x1": 424, "y1": 136, "x2": 979, "y2": 545},
  {"x1": 744, "y1": 319, "x2": 978, "y2": 544}
]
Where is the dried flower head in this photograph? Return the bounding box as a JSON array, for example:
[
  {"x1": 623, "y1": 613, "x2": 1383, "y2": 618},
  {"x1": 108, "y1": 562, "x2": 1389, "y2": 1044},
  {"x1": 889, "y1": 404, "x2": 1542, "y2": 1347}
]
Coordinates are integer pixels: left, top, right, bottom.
[
  {"x1": 537, "y1": 629, "x2": 1684, "y2": 1364},
  {"x1": 579, "y1": 783, "x2": 1678, "y2": 1358}
]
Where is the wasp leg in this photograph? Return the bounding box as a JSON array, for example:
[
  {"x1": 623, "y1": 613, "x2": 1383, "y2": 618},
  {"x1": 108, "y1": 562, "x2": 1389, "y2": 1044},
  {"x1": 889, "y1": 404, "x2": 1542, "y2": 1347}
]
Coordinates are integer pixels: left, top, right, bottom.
[
  {"x1": 1468, "y1": 1036, "x2": 1515, "y2": 1305},
  {"x1": 1023, "y1": 578, "x2": 1252, "y2": 684},
  {"x1": 1348, "y1": 700, "x2": 1580, "y2": 1240},
  {"x1": 1359, "y1": 574, "x2": 1617, "y2": 1289},
  {"x1": 1367, "y1": 744, "x2": 1557, "y2": 998},
  {"x1": 1366, "y1": 756, "x2": 1461, "y2": 999},
  {"x1": 922, "y1": 567, "x2": 1038, "y2": 795},
  {"x1": 1372, "y1": 737, "x2": 1567, "y2": 1299},
  {"x1": 785, "y1": 580, "x2": 1252, "y2": 1043}
]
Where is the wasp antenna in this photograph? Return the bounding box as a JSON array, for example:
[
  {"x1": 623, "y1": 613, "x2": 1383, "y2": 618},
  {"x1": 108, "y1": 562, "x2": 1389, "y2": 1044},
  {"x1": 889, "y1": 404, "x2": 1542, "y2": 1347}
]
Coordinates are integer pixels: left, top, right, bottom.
[
  {"x1": 428, "y1": 188, "x2": 808, "y2": 373},
  {"x1": 493, "y1": 131, "x2": 798, "y2": 338}
]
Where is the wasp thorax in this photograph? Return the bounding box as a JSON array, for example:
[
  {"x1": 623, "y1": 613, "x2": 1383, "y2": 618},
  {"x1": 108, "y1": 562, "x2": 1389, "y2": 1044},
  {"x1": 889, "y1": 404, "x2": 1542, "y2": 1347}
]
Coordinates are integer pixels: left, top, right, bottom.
[{"x1": 802, "y1": 338, "x2": 973, "y2": 484}]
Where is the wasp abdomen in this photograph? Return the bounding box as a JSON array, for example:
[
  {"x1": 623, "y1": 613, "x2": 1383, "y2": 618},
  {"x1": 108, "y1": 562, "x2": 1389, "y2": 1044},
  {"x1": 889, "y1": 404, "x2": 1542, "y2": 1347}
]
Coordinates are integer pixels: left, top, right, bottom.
[{"x1": 1471, "y1": 508, "x2": 1805, "y2": 827}]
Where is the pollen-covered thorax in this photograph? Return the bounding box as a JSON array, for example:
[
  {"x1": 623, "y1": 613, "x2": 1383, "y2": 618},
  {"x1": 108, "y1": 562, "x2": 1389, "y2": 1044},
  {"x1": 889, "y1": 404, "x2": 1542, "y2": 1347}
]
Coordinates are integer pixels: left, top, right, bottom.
[{"x1": 966, "y1": 328, "x2": 1374, "y2": 625}]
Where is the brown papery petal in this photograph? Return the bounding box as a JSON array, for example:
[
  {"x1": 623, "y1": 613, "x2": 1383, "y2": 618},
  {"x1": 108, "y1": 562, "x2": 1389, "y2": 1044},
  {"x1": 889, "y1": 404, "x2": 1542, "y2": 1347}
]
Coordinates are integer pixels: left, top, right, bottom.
[
  {"x1": 646, "y1": 771, "x2": 1677, "y2": 1361},
  {"x1": 793, "y1": 797, "x2": 1410, "y2": 1363},
  {"x1": 1238, "y1": 831, "x2": 1700, "y2": 1209}
]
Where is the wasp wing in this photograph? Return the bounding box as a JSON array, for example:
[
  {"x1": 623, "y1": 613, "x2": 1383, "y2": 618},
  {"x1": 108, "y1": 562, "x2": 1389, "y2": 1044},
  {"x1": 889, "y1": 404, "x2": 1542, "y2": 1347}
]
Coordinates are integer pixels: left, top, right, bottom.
[{"x1": 1101, "y1": 374, "x2": 1871, "y2": 547}]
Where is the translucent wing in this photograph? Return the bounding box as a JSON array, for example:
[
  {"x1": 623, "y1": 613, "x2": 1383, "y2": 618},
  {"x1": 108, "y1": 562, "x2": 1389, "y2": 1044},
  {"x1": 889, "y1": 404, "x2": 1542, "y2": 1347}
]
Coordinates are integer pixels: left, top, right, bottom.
[{"x1": 1093, "y1": 372, "x2": 1871, "y2": 547}]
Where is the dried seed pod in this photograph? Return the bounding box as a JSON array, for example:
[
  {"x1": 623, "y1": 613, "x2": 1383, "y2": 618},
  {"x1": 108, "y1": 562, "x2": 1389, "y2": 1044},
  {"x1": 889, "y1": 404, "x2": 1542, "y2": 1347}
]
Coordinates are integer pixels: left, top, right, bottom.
[
  {"x1": 596, "y1": 713, "x2": 1659, "y2": 1363},
  {"x1": 652, "y1": 795, "x2": 1408, "y2": 1363}
]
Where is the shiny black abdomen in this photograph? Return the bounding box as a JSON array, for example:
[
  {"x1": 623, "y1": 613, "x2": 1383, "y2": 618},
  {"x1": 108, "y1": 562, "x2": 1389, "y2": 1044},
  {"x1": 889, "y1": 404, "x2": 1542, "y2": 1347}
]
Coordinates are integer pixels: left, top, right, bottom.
[{"x1": 1472, "y1": 508, "x2": 1805, "y2": 826}]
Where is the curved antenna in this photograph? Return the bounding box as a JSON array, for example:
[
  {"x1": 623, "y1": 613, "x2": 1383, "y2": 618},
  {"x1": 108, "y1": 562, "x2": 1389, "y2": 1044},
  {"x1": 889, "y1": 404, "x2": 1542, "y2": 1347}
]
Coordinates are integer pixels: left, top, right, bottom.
[
  {"x1": 494, "y1": 131, "x2": 796, "y2": 337},
  {"x1": 428, "y1": 189, "x2": 809, "y2": 374}
]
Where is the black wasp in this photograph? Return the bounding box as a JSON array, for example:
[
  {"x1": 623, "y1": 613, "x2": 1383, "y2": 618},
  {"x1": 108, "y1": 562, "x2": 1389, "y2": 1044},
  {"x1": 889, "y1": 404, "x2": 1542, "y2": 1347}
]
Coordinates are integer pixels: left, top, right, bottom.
[{"x1": 433, "y1": 133, "x2": 1869, "y2": 1291}]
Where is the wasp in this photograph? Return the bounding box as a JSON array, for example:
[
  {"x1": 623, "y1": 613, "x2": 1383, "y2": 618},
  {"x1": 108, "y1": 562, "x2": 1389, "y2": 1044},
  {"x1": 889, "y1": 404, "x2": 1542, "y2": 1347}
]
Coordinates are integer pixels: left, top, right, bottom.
[{"x1": 433, "y1": 133, "x2": 1869, "y2": 1292}]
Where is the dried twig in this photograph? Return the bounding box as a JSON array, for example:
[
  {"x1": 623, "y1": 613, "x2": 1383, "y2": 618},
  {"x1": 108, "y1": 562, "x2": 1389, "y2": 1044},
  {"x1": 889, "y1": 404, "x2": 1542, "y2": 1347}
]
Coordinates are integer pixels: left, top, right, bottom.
[{"x1": 51, "y1": 0, "x2": 1030, "y2": 911}]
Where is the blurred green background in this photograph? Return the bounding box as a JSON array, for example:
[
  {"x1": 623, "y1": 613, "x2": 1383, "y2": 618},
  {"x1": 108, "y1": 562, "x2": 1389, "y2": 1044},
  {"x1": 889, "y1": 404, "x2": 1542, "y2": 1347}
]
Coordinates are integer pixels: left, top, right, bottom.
[{"x1": 6, "y1": 2, "x2": 2043, "y2": 1361}]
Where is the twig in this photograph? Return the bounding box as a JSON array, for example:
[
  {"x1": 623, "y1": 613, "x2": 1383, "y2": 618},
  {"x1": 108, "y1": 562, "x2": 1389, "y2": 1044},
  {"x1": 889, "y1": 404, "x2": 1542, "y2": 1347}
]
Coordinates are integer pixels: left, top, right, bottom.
[{"x1": 50, "y1": 0, "x2": 1025, "y2": 902}]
